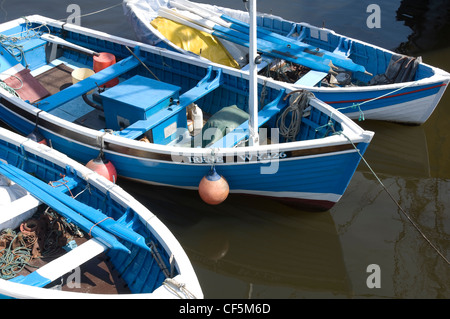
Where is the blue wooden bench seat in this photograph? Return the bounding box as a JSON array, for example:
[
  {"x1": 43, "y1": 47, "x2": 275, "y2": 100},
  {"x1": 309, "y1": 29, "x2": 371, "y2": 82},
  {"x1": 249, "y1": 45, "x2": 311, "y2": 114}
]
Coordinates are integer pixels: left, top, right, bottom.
[
  {"x1": 47, "y1": 173, "x2": 79, "y2": 195},
  {"x1": 333, "y1": 38, "x2": 353, "y2": 57},
  {"x1": 37, "y1": 54, "x2": 141, "y2": 112},
  {"x1": 118, "y1": 67, "x2": 223, "y2": 141},
  {"x1": 294, "y1": 39, "x2": 353, "y2": 87},
  {"x1": 209, "y1": 89, "x2": 287, "y2": 148},
  {"x1": 294, "y1": 70, "x2": 328, "y2": 87},
  {"x1": 177, "y1": 67, "x2": 223, "y2": 108},
  {"x1": 10, "y1": 238, "x2": 107, "y2": 287}
]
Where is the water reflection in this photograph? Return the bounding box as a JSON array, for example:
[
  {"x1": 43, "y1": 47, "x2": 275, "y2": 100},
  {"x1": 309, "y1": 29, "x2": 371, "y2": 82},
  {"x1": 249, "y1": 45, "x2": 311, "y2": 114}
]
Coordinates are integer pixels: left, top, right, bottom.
[
  {"x1": 119, "y1": 180, "x2": 353, "y2": 298},
  {"x1": 396, "y1": 0, "x2": 450, "y2": 53},
  {"x1": 358, "y1": 120, "x2": 430, "y2": 178},
  {"x1": 335, "y1": 168, "x2": 450, "y2": 298},
  {"x1": 333, "y1": 113, "x2": 450, "y2": 298},
  {"x1": 423, "y1": 79, "x2": 450, "y2": 179}
]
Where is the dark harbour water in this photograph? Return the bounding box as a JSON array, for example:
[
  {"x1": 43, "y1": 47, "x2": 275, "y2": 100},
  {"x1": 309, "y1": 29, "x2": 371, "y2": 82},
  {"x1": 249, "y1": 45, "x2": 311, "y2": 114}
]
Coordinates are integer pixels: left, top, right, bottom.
[{"x1": 1, "y1": 0, "x2": 449, "y2": 299}]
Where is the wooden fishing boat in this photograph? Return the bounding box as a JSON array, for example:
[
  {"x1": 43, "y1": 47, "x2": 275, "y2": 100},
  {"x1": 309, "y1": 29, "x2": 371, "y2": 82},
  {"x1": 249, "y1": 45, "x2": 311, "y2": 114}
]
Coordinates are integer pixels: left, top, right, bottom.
[
  {"x1": 0, "y1": 127, "x2": 202, "y2": 299},
  {"x1": 0, "y1": 14, "x2": 373, "y2": 211},
  {"x1": 123, "y1": 0, "x2": 450, "y2": 124}
]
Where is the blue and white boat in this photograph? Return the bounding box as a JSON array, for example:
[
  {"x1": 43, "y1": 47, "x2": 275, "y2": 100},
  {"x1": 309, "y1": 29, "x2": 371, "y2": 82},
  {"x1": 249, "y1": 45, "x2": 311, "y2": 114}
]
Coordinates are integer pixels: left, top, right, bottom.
[
  {"x1": 0, "y1": 14, "x2": 373, "y2": 211},
  {"x1": 0, "y1": 127, "x2": 202, "y2": 299},
  {"x1": 123, "y1": 0, "x2": 450, "y2": 124}
]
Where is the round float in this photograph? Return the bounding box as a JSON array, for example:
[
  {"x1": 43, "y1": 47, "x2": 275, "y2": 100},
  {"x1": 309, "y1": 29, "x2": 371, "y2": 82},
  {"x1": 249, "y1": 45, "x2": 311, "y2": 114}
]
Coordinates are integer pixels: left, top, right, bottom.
[{"x1": 198, "y1": 167, "x2": 229, "y2": 205}]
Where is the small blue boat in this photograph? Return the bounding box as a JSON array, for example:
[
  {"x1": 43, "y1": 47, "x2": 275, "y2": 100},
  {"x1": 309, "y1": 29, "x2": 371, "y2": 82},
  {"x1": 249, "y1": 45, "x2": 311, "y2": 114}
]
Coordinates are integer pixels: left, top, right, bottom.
[
  {"x1": 124, "y1": 0, "x2": 450, "y2": 124},
  {"x1": 0, "y1": 127, "x2": 202, "y2": 298},
  {"x1": 0, "y1": 14, "x2": 373, "y2": 211}
]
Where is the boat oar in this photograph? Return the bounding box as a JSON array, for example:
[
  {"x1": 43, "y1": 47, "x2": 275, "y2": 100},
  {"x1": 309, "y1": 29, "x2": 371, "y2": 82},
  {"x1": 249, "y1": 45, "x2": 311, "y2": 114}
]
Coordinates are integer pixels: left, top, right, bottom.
[
  {"x1": 170, "y1": 0, "x2": 229, "y2": 27},
  {"x1": 54, "y1": 197, "x2": 151, "y2": 253},
  {"x1": 0, "y1": 161, "x2": 150, "y2": 252},
  {"x1": 170, "y1": 0, "x2": 230, "y2": 28},
  {"x1": 168, "y1": 0, "x2": 370, "y2": 75},
  {"x1": 0, "y1": 162, "x2": 130, "y2": 254},
  {"x1": 211, "y1": 23, "x2": 342, "y2": 72},
  {"x1": 159, "y1": 7, "x2": 334, "y2": 73},
  {"x1": 220, "y1": 15, "x2": 370, "y2": 75},
  {"x1": 35, "y1": 177, "x2": 151, "y2": 253},
  {"x1": 41, "y1": 33, "x2": 100, "y2": 57}
]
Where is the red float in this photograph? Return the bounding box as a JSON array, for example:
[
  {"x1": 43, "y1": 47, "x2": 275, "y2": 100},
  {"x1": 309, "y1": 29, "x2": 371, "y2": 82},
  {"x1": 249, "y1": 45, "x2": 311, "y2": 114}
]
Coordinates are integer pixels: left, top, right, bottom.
[
  {"x1": 93, "y1": 52, "x2": 119, "y2": 88},
  {"x1": 27, "y1": 128, "x2": 47, "y2": 145},
  {"x1": 86, "y1": 152, "x2": 117, "y2": 183},
  {"x1": 198, "y1": 167, "x2": 229, "y2": 205}
]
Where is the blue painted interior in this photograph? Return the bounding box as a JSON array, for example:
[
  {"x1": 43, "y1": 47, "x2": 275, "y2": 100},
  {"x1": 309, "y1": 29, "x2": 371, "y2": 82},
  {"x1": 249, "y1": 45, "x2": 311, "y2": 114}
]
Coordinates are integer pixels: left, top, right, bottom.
[{"x1": 0, "y1": 136, "x2": 174, "y2": 293}]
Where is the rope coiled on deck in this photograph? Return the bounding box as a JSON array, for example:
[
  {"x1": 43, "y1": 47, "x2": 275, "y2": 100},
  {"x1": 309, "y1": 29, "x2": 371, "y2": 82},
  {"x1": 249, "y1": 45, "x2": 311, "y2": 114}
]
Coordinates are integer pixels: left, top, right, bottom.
[
  {"x1": 276, "y1": 89, "x2": 315, "y2": 142},
  {"x1": 0, "y1": 229, "x2": 37, "y2": 280}
]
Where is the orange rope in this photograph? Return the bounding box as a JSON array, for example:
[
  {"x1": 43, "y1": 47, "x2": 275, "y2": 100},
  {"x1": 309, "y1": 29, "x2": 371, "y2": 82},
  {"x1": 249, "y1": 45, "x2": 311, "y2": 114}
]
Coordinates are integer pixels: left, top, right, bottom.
[
  {"x1": 48, "y1": 174, "x2": 74, "y2": 198},
  {"x1": 88, "y1": 217, "x2": 113, "y2": 236}
]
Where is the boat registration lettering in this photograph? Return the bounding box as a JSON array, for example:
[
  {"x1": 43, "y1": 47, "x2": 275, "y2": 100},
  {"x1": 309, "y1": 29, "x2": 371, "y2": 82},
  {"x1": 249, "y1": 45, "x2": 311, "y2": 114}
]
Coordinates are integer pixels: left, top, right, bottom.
[
  {"x1": 178, "y1": 151, "x2": 287, "y2": 164},
  {"x1": 237, "y1": 152, "x2": 287, "y2": 162},
  {"x1": 188, "y1": 155, "x2": 223, "y2": 164}
]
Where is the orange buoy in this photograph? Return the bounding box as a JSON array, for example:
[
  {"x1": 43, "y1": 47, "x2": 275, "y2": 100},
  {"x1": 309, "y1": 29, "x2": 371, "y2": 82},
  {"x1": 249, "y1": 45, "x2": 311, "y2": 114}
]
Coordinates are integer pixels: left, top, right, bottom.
[
  {"x1": 198, "y1": 167, "x2": 229, "y2": 205},
  {"x1": 93, "y1": 52, "x2": 119, "y2": 88},
  {"x1": 27, "y1": 127, "x2": 47, "y2": 145},
  {"x1": 86, "y1": 152, "x2": 117, "y2": 183}
]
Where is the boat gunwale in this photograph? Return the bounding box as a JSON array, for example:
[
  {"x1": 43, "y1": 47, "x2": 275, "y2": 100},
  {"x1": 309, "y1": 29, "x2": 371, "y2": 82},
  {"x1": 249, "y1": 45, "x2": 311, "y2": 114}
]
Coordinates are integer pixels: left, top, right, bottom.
[
  {"x1": 0, "y1": 93, "x2": 372, "y2": 169},
  {"x1": 123, "y1": 0, "x2": 450, "y2": 92},
  {"x1": 0, "y1": 127, "x2": 202, "y2": 299},
  {"x1": 0, "y1": 15, "x2": 373, "y2": 155}
]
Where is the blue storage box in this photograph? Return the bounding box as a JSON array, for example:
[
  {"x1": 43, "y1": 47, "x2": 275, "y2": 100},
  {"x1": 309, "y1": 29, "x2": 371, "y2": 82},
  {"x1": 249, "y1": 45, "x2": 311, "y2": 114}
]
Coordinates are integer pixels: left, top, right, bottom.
[
  {"x1": 101, "y1": 75, "x2": 181, "y2": 130},
  {"x1": 1, "y1": 24, "x2": 47, "y2": 71}
]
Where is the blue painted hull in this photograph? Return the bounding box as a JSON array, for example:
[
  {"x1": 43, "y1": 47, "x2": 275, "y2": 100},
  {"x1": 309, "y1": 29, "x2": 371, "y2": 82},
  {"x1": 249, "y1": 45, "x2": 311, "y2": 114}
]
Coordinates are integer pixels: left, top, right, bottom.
[
  {"x1": 0, "y1": 127, "x2": 202, "y2": 298},
  {"x1": 315, "y1": 82, "x2": 448, "y2": 123},
  {"x1": 0, "y1": 109, "x2": 368, "y2": 210},
  {"x1": 0, "y1": 102, "x2": 369, "y2": 210},
  {"x1": 0, "y1": 16, "x2": 374, "y2": 211},
  {"x1": 124, "y1": 0, "x2": 450, "y2": 124}
]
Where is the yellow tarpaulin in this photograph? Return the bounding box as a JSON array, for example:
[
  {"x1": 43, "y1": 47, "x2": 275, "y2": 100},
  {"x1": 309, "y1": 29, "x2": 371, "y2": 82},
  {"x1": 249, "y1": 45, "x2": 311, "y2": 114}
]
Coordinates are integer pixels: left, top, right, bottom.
[{"x1": 151, "y1": 17, "x2": 240, "y2": 69}]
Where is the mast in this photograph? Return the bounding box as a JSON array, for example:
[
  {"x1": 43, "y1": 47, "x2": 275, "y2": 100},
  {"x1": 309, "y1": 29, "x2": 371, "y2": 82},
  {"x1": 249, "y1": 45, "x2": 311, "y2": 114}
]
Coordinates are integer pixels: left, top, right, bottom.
[{"x1": 248, "y1": 0, "x2": 259, "y2": 146}]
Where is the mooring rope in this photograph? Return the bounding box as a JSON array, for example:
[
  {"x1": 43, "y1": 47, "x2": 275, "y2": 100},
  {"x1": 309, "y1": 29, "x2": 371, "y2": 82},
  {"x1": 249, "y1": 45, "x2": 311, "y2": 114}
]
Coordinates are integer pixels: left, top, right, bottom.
[
  {"x1": 336, "y1": 81, "x2": 417, "y2": 121},
  {"x1": 337, "y1": 131, "x2": 450, "y2": 265},
  {"x1": 0, "y1": 2, "x2": 122, "y2": 65},
  {"x1": 125, "y1": 45, "x2": 160, "y2": 81},
  {"x1": 61, "y1": 3, "x2": 122, "y2": 21},
  {"x1": 163, "y1": 278, "x2": 198, "y2": 299}
]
